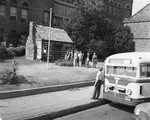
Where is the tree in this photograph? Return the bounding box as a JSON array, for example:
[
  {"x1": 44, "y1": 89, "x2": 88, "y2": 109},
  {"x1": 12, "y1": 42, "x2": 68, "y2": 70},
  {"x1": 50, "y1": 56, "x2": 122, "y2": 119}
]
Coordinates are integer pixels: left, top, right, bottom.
[
  {"x1": 65, "y1": 0, "x2": 114, "y2": 56},
  {"x1": 113, "y1": 26, "x2": 135, "y2": 53},
  {"x1": 64, "y1": 0, "x2": 134, "y2": 59}
]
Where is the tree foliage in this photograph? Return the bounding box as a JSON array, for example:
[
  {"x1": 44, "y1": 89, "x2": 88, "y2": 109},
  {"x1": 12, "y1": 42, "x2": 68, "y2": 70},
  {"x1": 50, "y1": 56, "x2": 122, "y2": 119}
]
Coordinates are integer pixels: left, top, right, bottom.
[
  {"x1": 7, "y1": 31, "x2": 28, "y2": 47},
  {"x1": 113, "y1": 26, "x2": 134, "y2": 53},
  {"x1": 64, "y1": 0, "x2": 134, "y2": 58},
  {"x1": 7, "y1": 31, "x2": 20, "y2": 47}
]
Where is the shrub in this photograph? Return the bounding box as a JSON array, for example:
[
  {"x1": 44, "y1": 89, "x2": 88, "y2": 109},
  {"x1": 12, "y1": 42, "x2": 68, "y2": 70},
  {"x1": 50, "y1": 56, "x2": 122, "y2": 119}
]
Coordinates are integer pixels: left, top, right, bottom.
[
  {"x1": 1, "y1": 69, "x2": 29, "y2": 85},
  {"x1": 6, "y1": 46, "x2": 15, "y2": 57},
  {"x1": 1, "y1": 69, "x2": 18, "y2": 84},
  {"x1": 13, "y1": 45, "x2": 25, "y2": 56},
  {"x1": 0, "y1": 45, "x2": 13, "y2": 59},
  {"x1": 0, "y1": 45, "x2": 25, "y2": 59},
  {"x1": 55, "y1": 59, "x2": 63, "y2": 65},
  {"x1": 55, "y1": 59, "x2": 73, "y2": 67},
  {"x1": 6, "y1": 45, "x2": 25, "y2": 57},
  {"x1": 0, "y1": 60, "x2": 30, "y2": 85},
  {"x1": 7, "y1": 31, "x2": 20, "y2": 47}
]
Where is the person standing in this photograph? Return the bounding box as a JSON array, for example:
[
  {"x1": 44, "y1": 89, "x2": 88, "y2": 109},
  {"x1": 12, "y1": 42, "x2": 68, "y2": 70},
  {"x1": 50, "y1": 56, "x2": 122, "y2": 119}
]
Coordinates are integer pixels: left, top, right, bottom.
[
  {"x1": 78, "y1": 51, "x2": 83, "y2": 67},
  {"x1": 66, "y1": 50, "x2": 71, "y2": 60},
  {"x1": 70, "y1": 50, "x2": 74, "y2": 61},
  {"x1": 64, "y1": 50, "x2": 69, "y2": 60},
  {"x1": 92, "y1": 53, "x2": 98, "y2": 68},
  {"x1": 85, "y1": 53, "x2": 90, "y2": 67},
  {"x1": 73, "y1": 50, "x2": 78, "y2": 66},
  {"x1": 91, "y1": 67, "x2": 104, "y2": 99},
  {"x1": 42, "y1": 47, "x2": 47, "y2": 61}
]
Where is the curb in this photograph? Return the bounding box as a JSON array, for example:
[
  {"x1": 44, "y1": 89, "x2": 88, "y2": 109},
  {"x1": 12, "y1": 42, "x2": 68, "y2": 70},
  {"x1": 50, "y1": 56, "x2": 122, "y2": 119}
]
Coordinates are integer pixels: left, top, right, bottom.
[
  {"x1": 24, "y1": 99, "x2": 108, "y2": 120},
  {"x1": 0, "y1": 80, "x2": 95, "y2": 99}
]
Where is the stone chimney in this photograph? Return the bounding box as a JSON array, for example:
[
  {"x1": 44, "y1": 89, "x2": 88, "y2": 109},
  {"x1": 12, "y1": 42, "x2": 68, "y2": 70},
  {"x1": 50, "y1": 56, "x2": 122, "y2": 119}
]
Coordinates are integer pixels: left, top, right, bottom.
[{"x1": 26, "y1": 21, "x2": 37, "y2": 60}]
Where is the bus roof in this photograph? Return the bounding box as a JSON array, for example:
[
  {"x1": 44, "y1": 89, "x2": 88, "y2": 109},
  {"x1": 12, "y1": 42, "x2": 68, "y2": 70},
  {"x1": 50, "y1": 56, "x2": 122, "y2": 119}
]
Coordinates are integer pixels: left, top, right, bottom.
[{"x1": 105, "y1": 52, "x2": 150, "y2": 66}]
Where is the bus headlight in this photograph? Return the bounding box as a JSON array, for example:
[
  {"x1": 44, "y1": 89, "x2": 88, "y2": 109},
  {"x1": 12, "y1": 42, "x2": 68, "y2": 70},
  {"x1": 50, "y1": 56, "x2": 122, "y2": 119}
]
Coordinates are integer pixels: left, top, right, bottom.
[{"x1": 126, "y1": 89, "x2": 132, "y2": 95}]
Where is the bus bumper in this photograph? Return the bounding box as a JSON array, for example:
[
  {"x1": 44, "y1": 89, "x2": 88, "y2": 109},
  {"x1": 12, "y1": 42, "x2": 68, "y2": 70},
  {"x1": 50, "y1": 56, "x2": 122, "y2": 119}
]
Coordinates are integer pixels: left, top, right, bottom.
[{"x1": 103, "y1": 93, "x2": 145, "y2": 106}]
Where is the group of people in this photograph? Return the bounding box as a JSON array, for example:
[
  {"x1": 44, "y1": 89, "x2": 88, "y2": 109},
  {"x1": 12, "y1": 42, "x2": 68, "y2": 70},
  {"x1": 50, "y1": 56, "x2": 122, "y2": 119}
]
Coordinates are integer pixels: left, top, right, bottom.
[
  {"x1": 64, "y1": 49, "x2": 84, "y2": 67},
  {"x1": 64, "y1": 49, "x2": 98, "y2": 68},
  {"x1": 64, "y1": 49, "x2": 104, "y2": 99},
  {"x1": 42, "y1": 48, "x2": 104, "y2": 100}
]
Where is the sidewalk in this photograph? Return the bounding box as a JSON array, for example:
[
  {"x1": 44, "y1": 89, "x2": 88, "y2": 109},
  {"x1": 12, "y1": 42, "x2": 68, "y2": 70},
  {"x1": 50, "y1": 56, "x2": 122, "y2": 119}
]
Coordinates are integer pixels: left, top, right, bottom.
[{"x1": 0, "y1": 86, "x2": 107, "y2": 120}]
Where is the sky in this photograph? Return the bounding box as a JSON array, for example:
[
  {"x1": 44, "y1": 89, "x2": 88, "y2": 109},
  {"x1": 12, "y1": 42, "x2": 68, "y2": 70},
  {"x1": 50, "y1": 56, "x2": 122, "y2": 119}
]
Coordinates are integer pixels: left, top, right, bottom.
[{"x1": 132, "y1": 0, "x2": 150, "y2": 15}]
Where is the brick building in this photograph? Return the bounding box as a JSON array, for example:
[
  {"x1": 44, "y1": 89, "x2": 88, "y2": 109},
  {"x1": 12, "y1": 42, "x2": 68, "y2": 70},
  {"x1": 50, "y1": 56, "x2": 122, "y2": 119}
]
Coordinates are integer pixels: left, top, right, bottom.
[
  {"x1": 0, "y1": 0, "x2": 54, "y2": 44},
  {"x1": 0, "y1": 0, "x2": 133, "y2": 44},
  {"x1": 124, "y1": 3, "x2": 150, "y2": 52},
  {"x1": 53, "y1": 0, "x2": 133, "y2": 27}
]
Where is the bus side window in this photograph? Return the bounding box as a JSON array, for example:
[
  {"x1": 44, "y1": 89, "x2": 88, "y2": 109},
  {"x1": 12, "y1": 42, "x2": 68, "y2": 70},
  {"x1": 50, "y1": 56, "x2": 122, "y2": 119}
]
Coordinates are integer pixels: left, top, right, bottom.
[
  {"x1": 107, "y1": 66, "x2": 113, "y2": 74},
  {"x1": 140, "y1": 64, "x2": 147, "y2": 78},
  {"x1": 140, "y1": 64, "x2": 150, "y2": 77},
  {"x1": 147, "y1": 65, "x2": 150, "y2": 77},
  {"x1": 113, "y1": 66, "x2": 118, "y2": 74}
]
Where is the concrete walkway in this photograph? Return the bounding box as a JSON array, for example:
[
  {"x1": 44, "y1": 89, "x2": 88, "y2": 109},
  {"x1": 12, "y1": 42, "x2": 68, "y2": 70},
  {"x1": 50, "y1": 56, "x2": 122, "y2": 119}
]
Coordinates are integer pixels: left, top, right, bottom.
[{"x1": 0, "y1": 86, "x2": 107, "y2": 120}]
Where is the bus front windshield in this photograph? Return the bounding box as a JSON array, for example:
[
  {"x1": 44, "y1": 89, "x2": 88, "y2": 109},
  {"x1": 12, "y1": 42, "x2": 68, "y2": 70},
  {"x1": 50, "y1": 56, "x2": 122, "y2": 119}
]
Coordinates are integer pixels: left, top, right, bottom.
[{"x1": 106, "y1": 66, "x2": 137, "y2": 77}]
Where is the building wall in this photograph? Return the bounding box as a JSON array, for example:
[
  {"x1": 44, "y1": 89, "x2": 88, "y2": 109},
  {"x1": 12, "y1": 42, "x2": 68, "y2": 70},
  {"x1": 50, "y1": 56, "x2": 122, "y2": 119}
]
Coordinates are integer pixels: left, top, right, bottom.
[
  {"x1": 0, "y1": 0, "x2": 33, "y2": 42},
  {"x1": 53, "y1": 0, "x2": 74, "y2": 27},
  {"x1": 103, "y1": 0, "x2": 133, "y2": 25},
  {"x1": 31, "y1": 0, "x2": 54, "y2": 25},
  {"x1": 0, "y1": 0, "x2": 133, "y2": 43},
  {"x1": 124, "y1": 21, "x2": 150, "y2": 52},
  {"x1": 0, "y1": 0, "x2": 54, "y2": 44},
  {"x1": 134, "y1": 39, "x2": 150, "y2": 52},
  {"x1": 53, "y1": 0, "x2": 133, "y2": 27}
]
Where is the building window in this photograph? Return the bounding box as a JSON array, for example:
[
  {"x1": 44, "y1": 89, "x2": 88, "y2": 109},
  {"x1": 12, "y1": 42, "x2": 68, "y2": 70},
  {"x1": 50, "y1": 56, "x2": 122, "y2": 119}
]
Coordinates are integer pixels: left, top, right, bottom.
[
  {"x1": 125, "y1": 5, "x2": 131, "y2": 18},
  {"x1": 109, "y1": 1, "x2": 113, "y2": 15},
  {"x1": 114, "y1": 3, "x2": 117, "y2": 16},
  {"x1": 21, "y1": 9, "x2": 28, "y2": 22},
  {"x1": 53, "y1": 17, "x2": 63, "y2": 27},
  {"x1": 10, "y1": 0, "x2": 18, "y2": 21},
  {"x1": 104, "y1": 0, "x2": 109, "y2": 14},
  {"x1": 0, "y1": 4, "x2": 5, "y2": 18},
  {"x1": 105, "y1": 3, "x2": 109, "y2": 14},
  {"x1": 0, "y1": 29, "x2": 4, "y2": 42},
  {"x1": 10, "y1": 6, "x2": 17, "y2": 21},
  {"x1": 43, "y1": 11, "x2": 49, "y2": 24},
  {"x1": 118, "y1": 4, "x2": 122, "y2": 18},
  {"x1": 21, "y1": 2, "x2": 29, "y2": 22}
]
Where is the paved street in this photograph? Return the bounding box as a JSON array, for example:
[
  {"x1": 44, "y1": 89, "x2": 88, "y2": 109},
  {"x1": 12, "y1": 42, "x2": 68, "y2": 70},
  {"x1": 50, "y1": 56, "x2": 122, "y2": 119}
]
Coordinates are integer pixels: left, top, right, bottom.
[
  {"x1": 0, "y1": 86, "x2": 106, "y2": 120},
  {"x1": 54, "y1": 103, "x2": 135, "y2": 120}
]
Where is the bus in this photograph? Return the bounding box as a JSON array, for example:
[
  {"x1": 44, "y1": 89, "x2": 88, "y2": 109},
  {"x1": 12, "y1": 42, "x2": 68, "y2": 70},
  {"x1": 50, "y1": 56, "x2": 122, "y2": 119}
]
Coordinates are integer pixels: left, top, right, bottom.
[{"x1": 103, "y1": 52, "x2": 150, "y2": 106}]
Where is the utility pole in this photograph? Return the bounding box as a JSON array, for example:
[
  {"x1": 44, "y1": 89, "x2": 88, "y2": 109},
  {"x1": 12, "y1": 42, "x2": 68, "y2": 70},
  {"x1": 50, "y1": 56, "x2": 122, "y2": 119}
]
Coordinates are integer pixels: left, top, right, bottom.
[{"x1": 47, "y1": 8, "x2": 52, "y2": 68}]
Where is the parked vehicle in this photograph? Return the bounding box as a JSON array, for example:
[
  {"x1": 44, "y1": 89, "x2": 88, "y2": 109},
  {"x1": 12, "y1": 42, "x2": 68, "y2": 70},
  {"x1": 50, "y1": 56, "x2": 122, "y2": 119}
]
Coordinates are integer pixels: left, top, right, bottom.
[{"x1": 133, "y1": 102, "x2": 150, "y2": 120}]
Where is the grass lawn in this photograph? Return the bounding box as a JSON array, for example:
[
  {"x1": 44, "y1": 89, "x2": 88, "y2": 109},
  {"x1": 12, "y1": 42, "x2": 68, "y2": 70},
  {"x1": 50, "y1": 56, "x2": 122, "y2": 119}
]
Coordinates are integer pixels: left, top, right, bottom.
[{"x1": 0, "y1": 56, "x2": 104, "y2": 91}]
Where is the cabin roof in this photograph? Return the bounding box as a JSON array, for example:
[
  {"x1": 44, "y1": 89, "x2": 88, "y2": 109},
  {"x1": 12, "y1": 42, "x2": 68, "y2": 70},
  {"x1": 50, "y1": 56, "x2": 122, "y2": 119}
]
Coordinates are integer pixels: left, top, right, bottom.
[{"x1": 36, "y1": 25, "x2": 73, "y2": 43}]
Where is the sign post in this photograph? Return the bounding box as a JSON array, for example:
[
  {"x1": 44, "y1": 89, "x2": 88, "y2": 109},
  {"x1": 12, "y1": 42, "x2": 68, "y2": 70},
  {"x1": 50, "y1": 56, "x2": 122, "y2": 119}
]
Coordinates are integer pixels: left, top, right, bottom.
[{"x1": 47, "y1": 8, "x2": 52, "y2": 68}]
